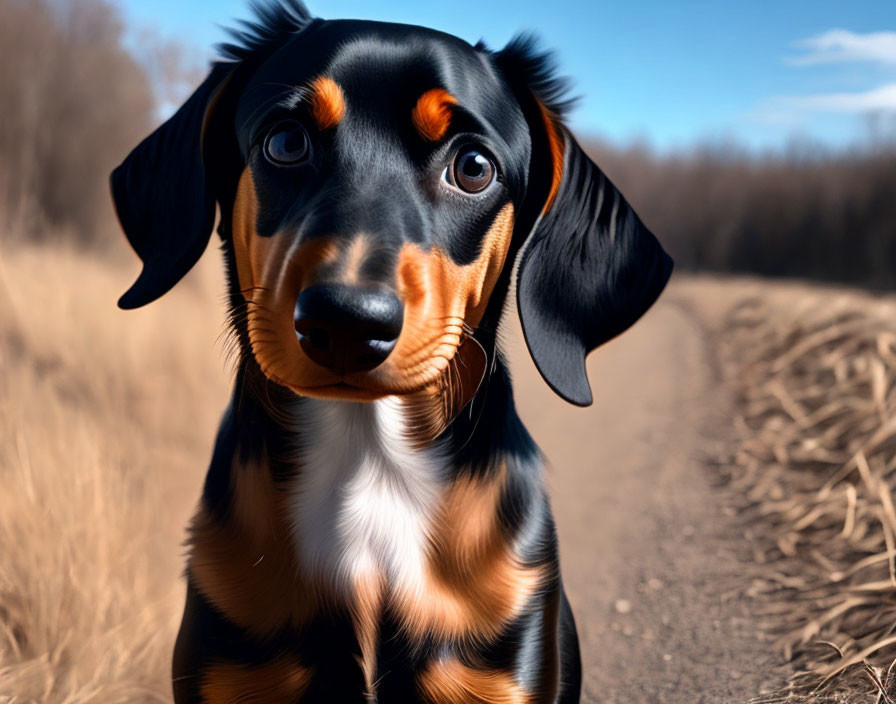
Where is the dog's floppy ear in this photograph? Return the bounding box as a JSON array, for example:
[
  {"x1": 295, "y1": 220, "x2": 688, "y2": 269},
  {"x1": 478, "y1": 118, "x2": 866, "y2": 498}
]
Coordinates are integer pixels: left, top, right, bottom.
[
  {"x1": 111, "y1": 63, "x2": 233, "y2": 309},
  {"x1": 496, "y1": 39, "x2": 673, "y2": 406}
]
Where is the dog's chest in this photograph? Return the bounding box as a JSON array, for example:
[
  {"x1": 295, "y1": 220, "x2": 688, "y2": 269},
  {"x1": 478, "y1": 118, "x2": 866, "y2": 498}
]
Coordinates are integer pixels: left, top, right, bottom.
[{"x1": 289, "y1": 398, "x2": 443, "y2": 592}]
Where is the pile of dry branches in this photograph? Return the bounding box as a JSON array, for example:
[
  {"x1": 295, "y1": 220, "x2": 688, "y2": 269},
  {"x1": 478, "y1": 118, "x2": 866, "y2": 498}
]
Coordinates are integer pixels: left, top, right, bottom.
[{"x1": 721, "y1": 290, "x2": 896, "y2": 703}]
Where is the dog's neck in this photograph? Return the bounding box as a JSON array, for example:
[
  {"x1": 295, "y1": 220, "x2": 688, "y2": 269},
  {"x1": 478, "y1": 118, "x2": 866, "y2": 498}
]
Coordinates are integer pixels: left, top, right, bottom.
[
  {"x1": 222, "y1": 355, "x2": 536, "y2": 554},
  {"x1": 227, "y1": 348, "x2": 535, "y2": 468},
  {"x1": 286, "y1": 397, "x2": 447, "y2": 593}
]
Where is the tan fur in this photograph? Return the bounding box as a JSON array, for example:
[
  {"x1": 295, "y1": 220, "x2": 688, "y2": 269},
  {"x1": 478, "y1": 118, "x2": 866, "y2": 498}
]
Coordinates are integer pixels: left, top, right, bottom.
[
  {"x1": 232, "y1": 167, "x2": 348, "y2": 394},
  {"x1": 310, "y1": 76, "x2": 346, "y2": 130},
  {"x1": 190, "y1": 460, "x2": 537, "y2": 697},
  {"x1": 400, "y1": 335, "x2": 487, "y2": 448},
  {"x1": 418, "y1": 657, "x2": 530, "y2": 704},
  {"x1": 342, "y1": 235, "x2": 368, "y2": 285},
  {"x1": 351, "y1": 573, "x2": 385, "y2": 698},
  {"x1": 396, "y1": 202, "x2": 514, "y2": 330},
  {"x1": 234, "y1": 165, "x2": 515, "y2": 405},
  {"x1": 232, "y1": 168, "x2": 341, "y2": 295},
  {"x1": 200, "y1": 656, "x2": 311, "y2": 703},
  {"x1": 391, "y1": 467, "x2": 543, "y2": 642},
  {"x1": 412, "y1": 89, "x2": 458, "y2": 141},
  {"x1": 391, "y1": 204, "x2": 514, "y2": 437},
  {"x1": 188, "y1": 456, "x2": 319, "y2": 636},
  {"x1": 536, "y1": 100, "x2": 564, "y2": 214}
]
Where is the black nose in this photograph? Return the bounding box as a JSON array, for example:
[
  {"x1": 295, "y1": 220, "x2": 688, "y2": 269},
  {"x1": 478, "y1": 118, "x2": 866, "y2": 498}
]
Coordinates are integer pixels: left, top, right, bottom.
[{"x1": 294, "y1": 284, "x2": 404, "y2": 374}]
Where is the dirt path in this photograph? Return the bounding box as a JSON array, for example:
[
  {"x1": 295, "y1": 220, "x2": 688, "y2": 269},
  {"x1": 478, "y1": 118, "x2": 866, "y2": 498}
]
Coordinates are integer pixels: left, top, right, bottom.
[{"x1": 505, "y1": 283, "x2": 786, "y2": 704}]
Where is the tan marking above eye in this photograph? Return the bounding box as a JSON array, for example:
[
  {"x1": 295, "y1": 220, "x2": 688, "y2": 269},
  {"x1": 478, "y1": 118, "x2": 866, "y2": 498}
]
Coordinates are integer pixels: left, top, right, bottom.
[
  {"x1": 310, "y1": 76, "x2": 346, "y2": 130},
  {"x1": 413, "y1": 88, "x2": 458, "y2": 141}
]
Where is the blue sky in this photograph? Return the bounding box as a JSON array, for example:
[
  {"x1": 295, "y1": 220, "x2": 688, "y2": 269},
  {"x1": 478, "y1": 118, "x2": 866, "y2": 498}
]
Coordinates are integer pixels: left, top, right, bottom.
[{"x1": 116, "y1": 0, "x2": 896, "y2": 151}]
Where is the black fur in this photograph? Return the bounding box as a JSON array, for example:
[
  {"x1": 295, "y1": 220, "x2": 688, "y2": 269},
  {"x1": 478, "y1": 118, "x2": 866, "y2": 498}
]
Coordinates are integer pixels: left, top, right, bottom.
[
  {"x1": 515, "y1": 131, "x2": 673, "y2": 405},
  {"x1": 111, "y1": 64, "x2": 234, "y2": 309},
  {"x1": 218, "y1": 0, "x2": 314, "y2": 61},
  {"x1": 494, "y1": 38, "x2": 673, "y2": 405}
]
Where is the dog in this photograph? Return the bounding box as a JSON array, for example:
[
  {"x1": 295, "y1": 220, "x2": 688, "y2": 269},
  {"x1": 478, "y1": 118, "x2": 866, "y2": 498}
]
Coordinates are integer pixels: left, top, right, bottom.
[{"x1": 111, "y1": 1, "x2": 672, "y2": 701}]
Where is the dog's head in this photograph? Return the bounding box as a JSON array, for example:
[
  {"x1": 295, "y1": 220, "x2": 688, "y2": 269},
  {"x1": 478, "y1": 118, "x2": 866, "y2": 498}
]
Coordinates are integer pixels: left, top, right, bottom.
[{"x1": 112, "y1": 0, "x2": 672, "y2": 416}]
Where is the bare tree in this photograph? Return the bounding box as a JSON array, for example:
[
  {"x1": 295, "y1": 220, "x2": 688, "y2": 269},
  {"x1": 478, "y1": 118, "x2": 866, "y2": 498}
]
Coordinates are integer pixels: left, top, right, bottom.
[
  {"x1": 0, "y1": 0, "x2": 153, "y2": 245},
  {"x1": 587, "y1": 137, "x2": 896, "y2": 288}
]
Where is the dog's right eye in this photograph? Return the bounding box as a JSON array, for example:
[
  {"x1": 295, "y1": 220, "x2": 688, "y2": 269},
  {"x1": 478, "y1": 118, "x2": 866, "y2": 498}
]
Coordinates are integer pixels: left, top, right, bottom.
[{"x1": 264, "y1": 121, "x2": 311, "y2": 165}]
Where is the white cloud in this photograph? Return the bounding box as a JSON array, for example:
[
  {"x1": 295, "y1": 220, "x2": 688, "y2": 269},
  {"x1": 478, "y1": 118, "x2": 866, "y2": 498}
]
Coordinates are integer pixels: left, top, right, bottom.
[
  {"x1": 748, "y1": 29, "x2": 896, "y2": 131},
  {"x1": 748, "y1": 84, "x2": 896, "y2": 128},
  {"x1": 766, "y1": 31, "x2": 896, "y2": 119},
  {"x1": 790, "y1": 29, "x2": 896, "y2": 66},
  {"x1": 774, "y1": 83, "x2": 896, "y2": 113}
]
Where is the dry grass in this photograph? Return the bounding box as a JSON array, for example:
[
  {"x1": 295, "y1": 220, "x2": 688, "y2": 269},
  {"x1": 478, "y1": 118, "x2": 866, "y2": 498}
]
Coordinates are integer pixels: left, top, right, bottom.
[
  {"x1": 714, "y1": 285, "x2": 896, "y2": 703},
  {"x1": 0, "y1": 242, "x2": 228, "y2": 702},
  {"x1": 6, "y1": 239, "x2": 896, "y2": 704}
]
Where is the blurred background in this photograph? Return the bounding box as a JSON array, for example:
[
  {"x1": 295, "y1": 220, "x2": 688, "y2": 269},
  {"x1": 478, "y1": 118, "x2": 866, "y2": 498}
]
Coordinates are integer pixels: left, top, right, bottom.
[
  {"x1": 1, "y1": 0, "x2": 895, "y2": 702},
  {"x1": 3, "y1": 0, "x2": 895, "y2": 285}
]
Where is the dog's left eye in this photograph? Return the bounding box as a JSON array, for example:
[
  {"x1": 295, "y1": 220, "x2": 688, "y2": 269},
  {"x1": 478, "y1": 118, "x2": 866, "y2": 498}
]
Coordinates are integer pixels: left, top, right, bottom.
[
  {"x1": 264, "y1": 121, "x2": 310, "y2": 165},
  {"x1": 443, "y1": 147, "x2": 497, "y2": 194}
]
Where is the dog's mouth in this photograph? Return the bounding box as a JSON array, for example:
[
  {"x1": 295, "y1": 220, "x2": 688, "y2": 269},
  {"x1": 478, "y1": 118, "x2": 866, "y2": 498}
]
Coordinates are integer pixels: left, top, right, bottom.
[
  {"x1": 245, "y1": 314, "x2": 488, "y2": 443},
  {"x1": 250, "y1": 321, "x2": 483, "y2": 402},
  {"x1": 236, "y1": 234, "x2": 497, "y2": 409}
]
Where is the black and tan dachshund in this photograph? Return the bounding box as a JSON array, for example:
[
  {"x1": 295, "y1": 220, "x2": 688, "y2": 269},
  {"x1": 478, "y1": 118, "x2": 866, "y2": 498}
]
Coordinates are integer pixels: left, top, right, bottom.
[{"x1": 111, "y1": 1, "x2": 672, "y2": 701}]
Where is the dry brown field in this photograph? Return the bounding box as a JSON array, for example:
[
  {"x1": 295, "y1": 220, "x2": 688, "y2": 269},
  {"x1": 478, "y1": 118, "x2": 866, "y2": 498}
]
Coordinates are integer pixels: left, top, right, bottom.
[
  {"x1": 3, "y1": 244, "x2": 896, "y2": 702},
  {"x1": 0, "y1": 244, "x2": 228, "y2": 702}
]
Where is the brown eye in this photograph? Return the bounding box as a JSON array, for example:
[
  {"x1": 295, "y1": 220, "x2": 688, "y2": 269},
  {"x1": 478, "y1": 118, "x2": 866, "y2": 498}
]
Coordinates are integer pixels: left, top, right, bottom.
[
  {"x1": 264, "y1": 120, "x2": 310, "y2": 165},
  {"x1": 448, "y1": 148, "x2": 496, "y2": 193}
]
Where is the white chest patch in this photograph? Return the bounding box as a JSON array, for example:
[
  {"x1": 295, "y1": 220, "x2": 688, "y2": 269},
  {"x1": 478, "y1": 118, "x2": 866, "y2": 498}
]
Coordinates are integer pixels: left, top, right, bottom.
[{"x1": 288, "y1": 397, "x2": 445, "y2": 593}]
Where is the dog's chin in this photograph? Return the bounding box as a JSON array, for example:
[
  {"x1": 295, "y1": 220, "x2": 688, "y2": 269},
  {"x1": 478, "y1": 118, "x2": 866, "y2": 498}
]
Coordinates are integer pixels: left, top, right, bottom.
[
  {"x1": 252, "y1": 337, "x2": 487, "y2": 443},
  {"x1": 281, "y1": 381, "x2": 398, "y2": 402},
  {"x1": 254, "y1": 355, "x2": 451, "y2": 404}
]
